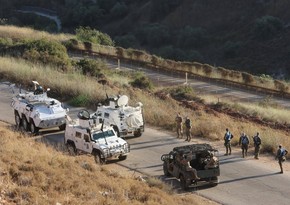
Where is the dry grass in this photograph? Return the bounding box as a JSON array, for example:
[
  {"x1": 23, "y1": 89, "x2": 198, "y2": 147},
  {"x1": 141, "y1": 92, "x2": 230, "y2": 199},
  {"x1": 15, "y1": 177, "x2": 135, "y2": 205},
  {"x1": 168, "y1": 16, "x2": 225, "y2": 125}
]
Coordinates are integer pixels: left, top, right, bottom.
[
  {"x1": 201, "y1": 94, "x2": 290, "y2": 125},
  {"x1": 0, "y1": 25, "x2": 73, "y2": 42},
  {"x1": 0, "y1": 56, "x2": 289, "y2": 154},
  {"x1": 0, "y1": 122, "x2": 216, "y2": 205}
]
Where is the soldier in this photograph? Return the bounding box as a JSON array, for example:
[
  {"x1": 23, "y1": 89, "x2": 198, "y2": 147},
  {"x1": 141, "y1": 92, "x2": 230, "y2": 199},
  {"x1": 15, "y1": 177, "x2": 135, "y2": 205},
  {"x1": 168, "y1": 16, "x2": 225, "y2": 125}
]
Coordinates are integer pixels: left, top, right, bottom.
[
  {"x1": 224, "y1": 128, "x2": 233, "y2": 155},
  {"x1": 239, "y1": 132, "x2": 249, "y2": 158},
  {"x1": 180, "y1": 154, "x2": 200, "y2": 180},
  {"x1": 253, "y1": 132, "x2": 261, "y2": 159},
  {"x1": 185, "y1": 116, "x2": 192, "y2": 142},
  {"x1": 275, "y1": 144, "x2": 288, "y2": 174},
  {"x1": 175, "y1": 113, "x2": 183, "y2": 138}
]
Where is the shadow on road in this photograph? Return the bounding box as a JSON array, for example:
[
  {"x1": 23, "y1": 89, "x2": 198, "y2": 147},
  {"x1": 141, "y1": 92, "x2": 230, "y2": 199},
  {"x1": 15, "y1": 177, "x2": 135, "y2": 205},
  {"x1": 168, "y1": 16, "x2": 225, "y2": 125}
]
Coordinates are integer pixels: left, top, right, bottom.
[
  {"x1": 160, "y1": 176, "x2": 218, "y2": 193},
  {"x1": 219, "y1": 172, "x2": 280, "y2": 184}
]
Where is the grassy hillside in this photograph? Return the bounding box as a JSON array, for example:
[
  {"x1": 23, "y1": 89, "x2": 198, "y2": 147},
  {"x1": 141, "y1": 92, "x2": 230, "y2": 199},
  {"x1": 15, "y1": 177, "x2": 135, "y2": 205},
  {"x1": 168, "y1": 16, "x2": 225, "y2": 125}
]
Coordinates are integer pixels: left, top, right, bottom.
[
  {"x1": 2, "y1": 0, "x2": 290, "y2": 78},
  {"x1": 0, "y1": 122, "x2": 217, "y2": 205}
]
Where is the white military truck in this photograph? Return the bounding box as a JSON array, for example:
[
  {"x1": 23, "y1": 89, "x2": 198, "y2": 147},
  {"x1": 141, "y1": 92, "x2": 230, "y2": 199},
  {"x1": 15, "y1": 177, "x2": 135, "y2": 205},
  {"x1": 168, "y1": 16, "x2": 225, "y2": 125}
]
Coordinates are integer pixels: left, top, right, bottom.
[
  {"x1": 65, "y1": 110, "x2": 130, "y2": 164},
  {"x1": 91, "y1": 95, "x2": 144, "y2": 138},
  {"x1": 11, "y1": 81, "x2": 68, "y2": 133}
]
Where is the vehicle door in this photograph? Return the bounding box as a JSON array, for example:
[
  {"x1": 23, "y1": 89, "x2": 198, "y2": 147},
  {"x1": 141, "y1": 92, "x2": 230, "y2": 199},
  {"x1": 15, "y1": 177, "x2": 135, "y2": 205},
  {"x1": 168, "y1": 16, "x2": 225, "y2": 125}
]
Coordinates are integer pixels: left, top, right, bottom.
[
  {"x1": 74, "y1": 131, "x2": 84, "y2": 150},
  {"x1": 82, "y1": 134, "x2": 92, "y2": 153}
]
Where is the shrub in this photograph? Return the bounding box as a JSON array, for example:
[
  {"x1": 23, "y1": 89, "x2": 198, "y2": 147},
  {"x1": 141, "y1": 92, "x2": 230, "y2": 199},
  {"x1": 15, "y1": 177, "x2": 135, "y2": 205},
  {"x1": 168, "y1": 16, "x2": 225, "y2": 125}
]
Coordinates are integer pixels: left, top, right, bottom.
[
  {"x1": 241, "y1": 72, "x2": 254, "y2": 84},
  {"x1": 130, "y1": 73, "x2": 153, "y2": 90},
  {"x1": 23, "y1": 39, "x2": 71, "y2": 70},
  {"x1": 223, "y1": 41, "x2": 241, "y2": 58},
  {"x1": 253, "y1": 16, "x2": 284, "y2": 40},
  {"x1": 76, "y1": 58, "x2": 105, "y2": 77},
  {"x1": 114, "y1": 34, "x2": 139, "y2": 48},
  {"x1": 167, "y1": 85, "x2": 196, "y2": 101},
  {"x1": 203, "y1": 64, "x2": 213, "y2": 76},
  {"x1": 274, "y1": 80, "x2": 288, "y2": 93},
  {"x1": 75, "y1": 26, "x2": 114, "y2": 46},
  {"x1": 70, "y1": 94, "x2": 90, "y2": 107},
  {"x1": 217, "y1": 67, "x2": 230, "y2": 78},
  {"x1": 83, "y1": 41, "x2": 92, "y2": 51},
  {"x1": 116, "y1": 47, "x2": 125, "y2": 58}
]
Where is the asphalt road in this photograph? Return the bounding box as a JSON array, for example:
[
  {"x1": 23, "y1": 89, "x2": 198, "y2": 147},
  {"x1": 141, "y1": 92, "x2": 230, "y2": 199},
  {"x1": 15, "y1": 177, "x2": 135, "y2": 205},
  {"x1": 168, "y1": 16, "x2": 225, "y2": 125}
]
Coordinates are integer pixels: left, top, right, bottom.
[
  {"x1": 1, "y1": 81, "x2": 290, "y2": 205},
  {"x1": 88, "y1": 55, "x2": 290, "y2": 109}
]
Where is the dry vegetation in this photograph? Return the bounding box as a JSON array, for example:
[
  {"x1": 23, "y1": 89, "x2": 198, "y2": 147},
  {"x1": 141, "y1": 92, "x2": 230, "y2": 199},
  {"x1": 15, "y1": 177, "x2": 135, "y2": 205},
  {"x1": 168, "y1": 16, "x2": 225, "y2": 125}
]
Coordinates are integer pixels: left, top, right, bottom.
[
  {"x1": 0, "y1": 122, "x2": 217, "y2": 205},
  {"x1": 0, "y1": 56, "x2": 290, "y2": 154},
  {"x1": 0, "y1": 25, "x2": 72, "y2": 42}
]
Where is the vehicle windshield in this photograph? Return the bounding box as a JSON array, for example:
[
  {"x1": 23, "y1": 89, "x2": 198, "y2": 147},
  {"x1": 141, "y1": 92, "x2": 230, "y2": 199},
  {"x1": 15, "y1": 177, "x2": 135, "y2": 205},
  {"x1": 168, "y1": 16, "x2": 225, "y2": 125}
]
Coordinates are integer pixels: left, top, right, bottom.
[{"x1": 92, "y1": 129, "x2": 115, "y2": 140}]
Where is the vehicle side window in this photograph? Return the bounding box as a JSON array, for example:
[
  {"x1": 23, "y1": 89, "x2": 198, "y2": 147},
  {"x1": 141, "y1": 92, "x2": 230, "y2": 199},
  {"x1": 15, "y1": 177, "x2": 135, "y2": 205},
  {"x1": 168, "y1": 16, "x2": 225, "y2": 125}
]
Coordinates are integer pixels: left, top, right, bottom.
[
  {"x1": 76, "y1": 132, "x2": 82, "y2": 138},
  {"x1": 84, "y1": 134, "x2": 90, "y2": 142},
  {"x1": 104, "y1": 113, "x2": 109, "y2": 118}
]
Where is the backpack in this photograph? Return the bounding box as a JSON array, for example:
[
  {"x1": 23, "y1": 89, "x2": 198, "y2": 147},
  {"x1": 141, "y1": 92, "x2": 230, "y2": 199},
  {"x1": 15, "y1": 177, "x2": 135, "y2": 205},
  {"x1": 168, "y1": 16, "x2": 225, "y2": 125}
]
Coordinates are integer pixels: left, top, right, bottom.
[
  {"x1": 242, "y1": 136, "x2": 248, "y2": 144},
  {"x1": 185, "y1": 119, "x2": 191, "y2": 128},
  {"x1": 254, "y1": 136, "x2": 261, "y2": 145}
]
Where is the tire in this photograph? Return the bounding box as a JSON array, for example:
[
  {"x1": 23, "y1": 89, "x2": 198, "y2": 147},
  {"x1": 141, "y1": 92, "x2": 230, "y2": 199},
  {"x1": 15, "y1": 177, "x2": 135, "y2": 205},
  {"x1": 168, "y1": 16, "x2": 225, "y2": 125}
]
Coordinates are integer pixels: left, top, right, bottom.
[
  {"x1": 67, "y1": 143, "x2": 77, "y2": 156},
  {"x1": 94, "y1": 151, "x2": 105, "y2": 165},
  {"x1": 119, "y1": 155, "x2": 127, "y2": 161},
  {"x1": 22, "y1": 116, "x2": 29, "y2": 131},
  {"x1": 30, "y1": 120, "x2": 39, "y2": 134},
  {"x1": 210, "y1": 176, "x2": 219, "y2": 187},
  {"x1": 180, "y1": 174, "x2": 189, "y2": 190},
  {"x1": 163, "y1": 162, "x2": 171, "y2": 176},
  {"x1": 134, "y1": 130, "x2": 142, "y2": 137},
  {"x1": 59, "y1": 124, "x2": 66, "y2": 131},
  {"x1": 14, "y1": 112, "x2": 21, "y2": 127}
]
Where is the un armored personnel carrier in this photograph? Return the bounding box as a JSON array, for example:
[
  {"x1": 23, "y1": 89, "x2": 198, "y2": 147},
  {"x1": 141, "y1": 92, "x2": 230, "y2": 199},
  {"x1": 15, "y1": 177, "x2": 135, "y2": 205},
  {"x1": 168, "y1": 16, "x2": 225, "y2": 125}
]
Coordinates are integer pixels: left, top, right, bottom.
[
  {"x1": 65, "y1": 110, "x2": 130, "y2": 164},
  {"x1": 91, "y1": 95, "x2": 144, "y2": 138},
  {"x1": 11, "y1": 81, "x2": 68, "y2": 133},
  {"x1": 161, "y1": 143, "x2": 220, "y2": 190}
]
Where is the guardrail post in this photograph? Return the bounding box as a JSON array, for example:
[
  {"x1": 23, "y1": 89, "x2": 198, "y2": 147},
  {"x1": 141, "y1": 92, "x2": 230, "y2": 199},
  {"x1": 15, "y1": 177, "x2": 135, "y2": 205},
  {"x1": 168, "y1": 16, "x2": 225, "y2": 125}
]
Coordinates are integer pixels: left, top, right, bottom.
[{"x1": 183, "y1": 72, "x2": 188, "y2": 85}]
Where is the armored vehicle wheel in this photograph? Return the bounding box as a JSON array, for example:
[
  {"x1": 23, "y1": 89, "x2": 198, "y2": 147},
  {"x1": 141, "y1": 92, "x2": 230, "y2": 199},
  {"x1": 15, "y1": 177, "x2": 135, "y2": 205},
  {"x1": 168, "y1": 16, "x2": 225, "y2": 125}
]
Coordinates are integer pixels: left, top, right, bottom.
[
  {"x1": 94, "y1": 152, "x2": 105, "y2": 165},
  {"x1": 14, "y1": 112, "x2": 21, "y2": 127},
  {"x1": 67, "y1": 143, "x2": 77, "y2": 156},
  {"x1": 22, "y1": 117, "x2": 29, "y2": 131},
  {"x1": 30, "y1": 120, "x2": 39, "y2": 134},
  {"x1": 134, "y1": 130, "x2": 142, "y2": 137},
  {"x1": 163, "y1": 162, "x2": 171, "y2": 176},
  {"x1": 119, "y1": 155, "x2": 127, "y2": 161},
  {"x1": 59, "y1": 124, "x2": 66, "y2": 131},
  {"x1": 180, "y1": 174, "x2": 190, "y2": 190}
]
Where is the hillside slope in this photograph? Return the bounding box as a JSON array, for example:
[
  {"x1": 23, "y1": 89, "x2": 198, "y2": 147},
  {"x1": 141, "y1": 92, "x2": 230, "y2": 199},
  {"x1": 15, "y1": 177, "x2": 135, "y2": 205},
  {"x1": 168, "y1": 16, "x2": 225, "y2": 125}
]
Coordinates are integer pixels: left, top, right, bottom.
[
  {"x1": 2, "y1": 0, "x2": 290, "y2": 77},
  {"x1": 0, "y1": 122, "x2": 215, "y2": 205}
]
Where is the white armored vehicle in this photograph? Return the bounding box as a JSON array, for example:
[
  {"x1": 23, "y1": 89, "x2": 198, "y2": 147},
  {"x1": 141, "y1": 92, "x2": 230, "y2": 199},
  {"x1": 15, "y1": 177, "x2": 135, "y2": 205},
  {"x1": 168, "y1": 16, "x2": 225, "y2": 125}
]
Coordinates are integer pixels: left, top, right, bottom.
[
  {"x1": 11, "y1": 81, "x2": 67, "y2": 133},
  {"x1": 91, "y1": 95, "x2": 144, "y2": 138},
  {"x1": 65, "y1": 110, "x2": 130, "y2": 164}
]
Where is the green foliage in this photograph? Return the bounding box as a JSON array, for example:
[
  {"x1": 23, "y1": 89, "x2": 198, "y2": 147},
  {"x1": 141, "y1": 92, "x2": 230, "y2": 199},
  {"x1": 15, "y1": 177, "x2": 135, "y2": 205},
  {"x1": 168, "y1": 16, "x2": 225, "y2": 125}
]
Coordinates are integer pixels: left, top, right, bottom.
[
  {"x1": 23, "y1": 39, "x2": 71, "y2": 70},
  {"x1": 135, "y1": 23, "x2": 170, "y2": 47},
  {"x1": 129, "y1": 72, "x2": 153, "y2": 90},
  {"x1": 253, "y1": 16, "x2": 284, "y2": 40},
  {"x1": 110, "y1": 2, "x2": 128, "y2": 19},
  {"x1": 223, "y1": 41, "x2": 242, "y2": 59},
  {"x1": 114, "y1": 34, "x2": 139, "y2": 48},
  {"x1": 70, "y1": 94, "x2": 90, "y2": 107},
  {"x1": 167, "y1": 86, "x2": 196, "y2": 101},
  {"x1": 75, "y1": 26, "x2": 114, "y2": 46},
  {"x1": 177, "y1": 26, "x2": 208, "y2": 49},
  {"x1": 76, "y1": 58, "x2": 106, "y2": 77}
]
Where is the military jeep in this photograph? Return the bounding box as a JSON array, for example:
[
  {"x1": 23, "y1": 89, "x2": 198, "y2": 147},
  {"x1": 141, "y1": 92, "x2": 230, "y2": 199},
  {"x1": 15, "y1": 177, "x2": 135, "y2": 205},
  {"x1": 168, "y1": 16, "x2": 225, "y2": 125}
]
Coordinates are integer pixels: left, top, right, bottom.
[{"x1": 161, "y1": 143, "x2": 220, "y2": 190}]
